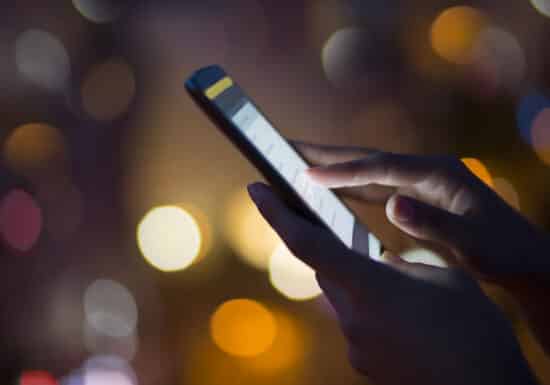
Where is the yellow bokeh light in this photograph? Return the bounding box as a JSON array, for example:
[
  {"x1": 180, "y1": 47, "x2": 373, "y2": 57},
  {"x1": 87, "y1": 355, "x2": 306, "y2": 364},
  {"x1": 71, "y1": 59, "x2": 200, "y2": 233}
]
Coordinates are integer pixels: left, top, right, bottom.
[
  {"x1": 269, "y1": 243, "x2": 322, "y2": 301},
  {"x1": 224, "y1": 188, "x2": 280, "y2": 270},
  {"x1": 4, "y1": 123, "x2": 66, "y2": 176},
  {"x1": 431, "y1": 6, "x2": 488, "y2": 64},
  {"x1": 210, "y1": 299, "x2": 276, "y2": 357},
  {"x1": 137, "y1": 206, "x2": 202, "y2": 272},
  {"x1": 461, "y1": 157, "x2": 494, "y2": 187},
  {"x1": 81, "y1": 58, "x2": 136, "y2": 121}
]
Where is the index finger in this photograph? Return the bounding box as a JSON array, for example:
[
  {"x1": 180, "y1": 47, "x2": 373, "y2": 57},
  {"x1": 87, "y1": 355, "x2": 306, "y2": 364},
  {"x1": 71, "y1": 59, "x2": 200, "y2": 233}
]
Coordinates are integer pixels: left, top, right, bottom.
[
  {"x1": 307, "y1": 152, "x2": 440, "y2": 188},
  {"x1": 291, "y1": 140, "x2": 375, "y2": 166}
]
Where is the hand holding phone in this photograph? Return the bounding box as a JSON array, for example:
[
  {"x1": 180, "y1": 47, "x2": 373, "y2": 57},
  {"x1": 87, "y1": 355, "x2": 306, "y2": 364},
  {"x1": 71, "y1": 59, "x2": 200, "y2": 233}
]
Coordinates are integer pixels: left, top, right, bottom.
[{"x1": 185, "y1": 65, "x2": 382, "y2": 260}]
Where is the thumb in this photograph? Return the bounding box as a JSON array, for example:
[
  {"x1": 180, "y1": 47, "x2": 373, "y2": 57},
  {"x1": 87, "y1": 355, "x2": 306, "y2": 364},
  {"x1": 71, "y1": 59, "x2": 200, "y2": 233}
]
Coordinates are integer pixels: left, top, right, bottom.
[{"x1": 386, "y1": 194, "x2": 475, "y2": 256}]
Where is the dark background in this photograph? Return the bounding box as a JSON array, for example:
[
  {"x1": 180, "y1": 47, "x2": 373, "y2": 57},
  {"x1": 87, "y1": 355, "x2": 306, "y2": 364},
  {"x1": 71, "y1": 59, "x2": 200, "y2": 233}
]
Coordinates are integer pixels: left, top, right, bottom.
[{"x1": 1, "y1": 1, "x2": 550, "y2": 384}]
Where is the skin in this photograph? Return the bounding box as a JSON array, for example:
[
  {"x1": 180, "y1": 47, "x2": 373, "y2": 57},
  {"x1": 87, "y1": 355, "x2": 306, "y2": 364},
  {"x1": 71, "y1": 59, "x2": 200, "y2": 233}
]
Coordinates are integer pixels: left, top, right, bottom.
[{"x1": 247, "y1": 142, "x2": 545, "y2": 385}]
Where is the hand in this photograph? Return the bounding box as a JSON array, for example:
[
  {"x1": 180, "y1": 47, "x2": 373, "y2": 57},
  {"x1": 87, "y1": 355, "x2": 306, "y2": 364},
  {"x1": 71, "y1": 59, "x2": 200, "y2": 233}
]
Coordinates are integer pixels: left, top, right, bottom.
[
  {"x1": 248, "y1": 182, "x2": 536, "y2": 385},
  {"x1": 293, "y1": 141, "x2": 550, "y2": 353},
  {"x1": 295, "y1": 142, "x2": 550, "y2": 282}
]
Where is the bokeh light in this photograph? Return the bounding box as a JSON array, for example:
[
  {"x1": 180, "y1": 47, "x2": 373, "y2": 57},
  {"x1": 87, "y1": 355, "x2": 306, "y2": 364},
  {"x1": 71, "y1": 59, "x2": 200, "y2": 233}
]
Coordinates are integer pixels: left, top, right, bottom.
[
  {"x1": 20, "y1": 370, "x2": 59, "y2": 385},
  {"x1": 84, "y1": 279, "x2": 138, "y2": 338},
  {"x1": 137, "y1": 206, "x2": 202, "y2": 272},
  {"x1": 82, "y1": 355, "x2": 137, "y2": 385},
  {"x1": 224, "y1": 189, "x2": 280, "y2": 270},
  {"x1": 210, "y1": 299, "x2": 276, "y2": 357},
  {"x1": 531, "y1": 108, "x2": 550, "y2": 165},
  {"x1": 269, "y1": 243, "x2": 322, "y2": 301},
  {"x1": 15, "y1": 29, "x2": 70, "y2": 91},
  {"x1": 306, "y1": 0, "x2": 352, "y2": 49},
  {"x1": 470, "y1": 27, "x2": 526, "y2": 94},
  {"x1": 248, "y1": 310, "x2": 308, "y2": 373},
  {"x1": 84, "y1": 324, "x2": 138, "y2": 361},
  {"x1": 81, "y1": 59, "x2": 136, "y2": 121},
  {"x1": 4, "y1": 123, "x2": 66, "y2": 177},
  {"x1": 493, "y1": 177, "x2": 521, "y2": 210},
  {"x1": 516, "y1": 91, "x2": 550, "y2": 144},
  {"x1": 530, "y1": 0, "x2": 550, "y2": 18},
  {"x1": 400, "y1": 248, "x2": 448, "y2": 268},
  {"x1": 461, "y1": 157, "x2": 494, "y2": 187},
  {"x1": 321, "y1": 27, "x2": 371, "y2": 89},
  {"x1": 0, "y1": 189, "x2": 42, "y2": 253},
  {"x1": 72, "y1": 0, "x2": 128, "y2": 23},
  {"x1": 430, "y1": 6, "x2": 488, "y2": 65}
]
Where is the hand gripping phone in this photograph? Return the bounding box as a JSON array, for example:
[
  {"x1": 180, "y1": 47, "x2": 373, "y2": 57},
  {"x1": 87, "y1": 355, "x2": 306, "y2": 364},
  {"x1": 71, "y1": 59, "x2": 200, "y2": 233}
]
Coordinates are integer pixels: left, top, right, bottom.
[{"x1": 185, "y1": 65, "x2": 382, "y2": 260}]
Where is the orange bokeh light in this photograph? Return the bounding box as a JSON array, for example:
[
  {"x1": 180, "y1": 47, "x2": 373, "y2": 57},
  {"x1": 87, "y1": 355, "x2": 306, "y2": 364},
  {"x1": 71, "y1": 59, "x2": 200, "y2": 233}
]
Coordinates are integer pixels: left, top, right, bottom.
[
  {"x1": 461, "y1": 157, "x2": 494, "y2": 187},
  {"x1": 431, "y1": 6, "x2": 488, "y2": 64},
  {"x1": 210, "y1": 299, "x2": 276, "y2": 357}
]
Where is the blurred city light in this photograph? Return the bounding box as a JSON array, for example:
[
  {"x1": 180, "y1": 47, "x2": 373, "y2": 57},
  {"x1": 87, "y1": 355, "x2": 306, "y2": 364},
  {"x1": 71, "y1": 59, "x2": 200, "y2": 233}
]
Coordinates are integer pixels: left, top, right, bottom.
[
  {"x1": 84, "y1": 325, "x2": 138, "y2": 361},
  {"x1": 401, "y1": 248, "x2": 448, "y2": 268},
  {"x1": 430, "y1": 6, "x2": 488, "y2": 65},
  {"x1": 137, "y1": 206, "x2": 202, "y2": 272},
  {"x1": 4, "y1": 123, "x2": 67, "y2": 177},
  {"x1": 224, "y1": 189, "x2": 280, "y2": 271},
  {"x1": 516, "y1": 91, "x2": 550, "y2": 144},
  {"x1": 248, "y1": 310, "x2": 307, "y2": 373},
  {"x1": 72, "y1": 0, "x2": 127, "y2": 23},
  {"x1": 321, "y1": 27, "x2": 371, "y2": 89},
  {"x1": 531, "y1": 108, "x2": 550, "y2": 165},
  {"x1": 210, "y1": 299, "x2": 276, "y2": 357},
  {"x1": 461, "y1": 157, "x2": 494, "y2": 187},
  {"x1": 81, "y1": 59, "x2": 136, "y2": 121},
  {"x1": 15, "y1": 29, "x2": 70, "y2": 91},
  {"x1": 84, "y1": 279, "x2": 138, "y2": 338},
  {"x1": 0, "y1": 189, "x2": 42, "y2": 252},
  {"x1": 470, "y1": 27, "x2": 526, "y2": 95},
  {"x1": 493, "y1": 177, "x2": 521, "y2": 210},
  {"x1": 530, "y1": 0, "x2": 550, "y2": 18},
  {"x1": 82, "y1": 355, "x2": 136, "y2": 385},
  {"x1": 268, "y1": 243, "x2": 322, "y2": 301},
  {"x1": 20, "y1": 370, "x2": 59, "y2": 385}
]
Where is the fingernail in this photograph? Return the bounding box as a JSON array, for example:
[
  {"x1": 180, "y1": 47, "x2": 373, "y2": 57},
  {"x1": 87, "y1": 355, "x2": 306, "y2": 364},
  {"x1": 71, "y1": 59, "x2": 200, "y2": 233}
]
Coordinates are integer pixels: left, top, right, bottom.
[
  {"x1": 392, "y1": 196, "x2": 416, "y2": 223},
  {"x1": 305, "y1": 167, "x2": 326, "y2": 184}
]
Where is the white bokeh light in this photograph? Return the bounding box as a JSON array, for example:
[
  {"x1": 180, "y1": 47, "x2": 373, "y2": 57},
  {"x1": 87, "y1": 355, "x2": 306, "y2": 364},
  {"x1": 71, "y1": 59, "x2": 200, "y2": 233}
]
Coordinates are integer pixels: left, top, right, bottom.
[
  {"x1": 83, "y1": 355, "x2": 136, "y2": 385},
  {"x1": 530, "y1": 0, "x2": 550, "y2": 18},
  {"x1": 137, "y1": 206, "x2": 202, "y2": 272},
  {"x1": 471, "y1": 27, "x2": 526, "y2": 93},
  {"x1": 15, "y1": 29, "x2": 70, "y2": 91},
  {"x1": 84, "y1": 279, "x2": 138, "y2": 338},
  {"x1": 269, "y1": 243, "x2": 322, "y2": 301},
  {"x1": 321, "y1": 27, "x2": 371, "y2": 89},
  {"x1": 72, "y1": 0, "x2": 126, "y2": 23}
]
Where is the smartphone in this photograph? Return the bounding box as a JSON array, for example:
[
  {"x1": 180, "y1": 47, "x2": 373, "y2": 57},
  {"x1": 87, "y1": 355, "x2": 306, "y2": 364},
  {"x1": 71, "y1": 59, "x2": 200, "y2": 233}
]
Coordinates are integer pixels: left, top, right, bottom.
[{"x1": 185, "y1": 65, "x2": 382, "y2": 260}]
